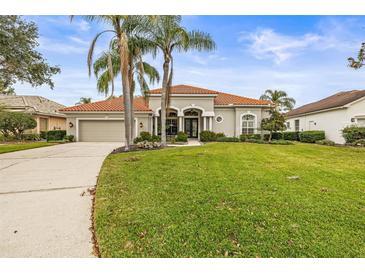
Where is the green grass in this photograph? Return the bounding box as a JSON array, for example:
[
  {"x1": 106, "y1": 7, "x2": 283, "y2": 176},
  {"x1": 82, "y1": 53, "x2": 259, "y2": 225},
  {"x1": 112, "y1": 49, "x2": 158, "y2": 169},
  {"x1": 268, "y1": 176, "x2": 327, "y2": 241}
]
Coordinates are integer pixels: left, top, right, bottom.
[
  {"x1": 0, "y1": 142, "x2": 55, "y2": 154},
  {"x1": 95, "y1": 143, "x2": 365, "y2": 258}
]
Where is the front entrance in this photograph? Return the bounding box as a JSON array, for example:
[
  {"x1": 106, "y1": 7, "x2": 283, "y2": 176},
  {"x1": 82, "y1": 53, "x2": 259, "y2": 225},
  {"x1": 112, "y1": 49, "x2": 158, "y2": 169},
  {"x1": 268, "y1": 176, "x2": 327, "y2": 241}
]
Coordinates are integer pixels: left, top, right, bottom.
[{"x1": 184, "y1": 118, "x2": 198, "y2": 138}]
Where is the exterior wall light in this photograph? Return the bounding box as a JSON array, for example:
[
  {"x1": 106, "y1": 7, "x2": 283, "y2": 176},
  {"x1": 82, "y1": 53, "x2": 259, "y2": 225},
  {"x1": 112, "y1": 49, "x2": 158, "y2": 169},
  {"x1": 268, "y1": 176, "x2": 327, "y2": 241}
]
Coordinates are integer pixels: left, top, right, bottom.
[
  {"x1": 139, "y1": 122, "x2": 143, "y2": 128},
  {"x1": 69, "y1": 122, "x2": 74, "y2": 128}
]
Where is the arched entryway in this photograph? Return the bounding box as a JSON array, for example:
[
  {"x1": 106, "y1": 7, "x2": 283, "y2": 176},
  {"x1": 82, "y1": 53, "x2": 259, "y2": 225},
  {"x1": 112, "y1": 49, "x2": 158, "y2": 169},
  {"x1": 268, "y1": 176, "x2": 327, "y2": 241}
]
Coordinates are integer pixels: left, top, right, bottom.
[{"x1": 183, "y1": 108, "x2": 201, "y2": 138}]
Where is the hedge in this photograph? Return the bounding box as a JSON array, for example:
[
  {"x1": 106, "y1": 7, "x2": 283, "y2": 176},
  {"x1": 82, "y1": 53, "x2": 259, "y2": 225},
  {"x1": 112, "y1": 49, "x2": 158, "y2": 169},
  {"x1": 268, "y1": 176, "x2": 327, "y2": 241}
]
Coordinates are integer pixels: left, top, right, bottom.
[
  {"x1": 46, "y1": 130, "x2": 66, "y2": 141},
  {"x1": 200, "y1": 131, "x2": 217, "y2": 142},
  {"x1": 240, "y1": 134, "x2": 261, "y2": 142},
  {"x1": 299, "y1": 130, "x2": 325, "y2": 143},
  {"x1": 175, "y1": 131, "x2": 188, "y2": 142},
  {"x1": 270, "y1": 131, "x2": 299, "y2": 141},
  {"x1": 134, "y1": 131, "x2": 161, "y2": 144},
  {"x1": 342, "y1": 126, "x2": 365, "y2": 143},
  {"x1": 217, "y1": 136, "x2": 239, "y2": 142}
]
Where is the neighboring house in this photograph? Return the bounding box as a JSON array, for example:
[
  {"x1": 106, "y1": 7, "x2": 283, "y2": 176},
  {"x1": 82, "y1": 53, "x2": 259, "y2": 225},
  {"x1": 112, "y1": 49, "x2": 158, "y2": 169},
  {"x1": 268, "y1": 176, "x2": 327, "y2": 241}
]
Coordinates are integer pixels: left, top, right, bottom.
[
  {"x1": 286, "y1": 90, "x2": 365, "y2": 144},
  {"x1": 60, "y1": 84, "x2": 271, "y2": 142},
  {"x1": 0, "y1": 95, "x2": 66, "y2": 134}
]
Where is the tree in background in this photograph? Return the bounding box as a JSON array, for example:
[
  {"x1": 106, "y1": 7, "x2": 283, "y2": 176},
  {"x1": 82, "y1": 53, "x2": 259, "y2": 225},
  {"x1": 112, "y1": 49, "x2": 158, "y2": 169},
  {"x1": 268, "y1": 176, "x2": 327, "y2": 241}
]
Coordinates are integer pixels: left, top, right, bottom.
[
  {"x1": 143, "y1": 16, "x2": 216, "y2": 146},
  {"x1": 78, "y1": 97, "x2": 92, "y2": 104},
  {"x1": 0, "y1": 111, "x2": 37, "y2": 139},
  {"x1": 0, "y1": 16, "x2": 60, "y2": 95},
  {"x1": 348, "y1": 42, "x2": 365, "y2": 69},
  {"x1": 261, "y1": 110, "x2": 287, "y2": 141},
  {"x1": 260, "y1": 89, "x2": 296, "y2": 112}
]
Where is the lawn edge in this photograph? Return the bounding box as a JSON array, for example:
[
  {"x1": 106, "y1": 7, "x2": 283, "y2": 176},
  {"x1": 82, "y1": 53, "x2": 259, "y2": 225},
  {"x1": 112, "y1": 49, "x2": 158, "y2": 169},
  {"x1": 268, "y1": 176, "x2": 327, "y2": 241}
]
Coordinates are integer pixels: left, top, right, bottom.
[
  {"x1": 89, "y1": 185, "x2": 101, "y2": 258},
  {"x1": 0, "y1": 142, "x2": 58, "y2": 154}
]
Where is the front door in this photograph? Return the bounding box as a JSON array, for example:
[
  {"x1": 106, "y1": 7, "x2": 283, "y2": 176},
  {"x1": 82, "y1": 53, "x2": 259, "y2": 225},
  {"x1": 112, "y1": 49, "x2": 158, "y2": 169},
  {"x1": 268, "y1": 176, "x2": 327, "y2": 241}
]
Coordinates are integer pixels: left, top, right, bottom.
[{"x1": 184, "y1": 118, "x2": 198, "y2": 138}]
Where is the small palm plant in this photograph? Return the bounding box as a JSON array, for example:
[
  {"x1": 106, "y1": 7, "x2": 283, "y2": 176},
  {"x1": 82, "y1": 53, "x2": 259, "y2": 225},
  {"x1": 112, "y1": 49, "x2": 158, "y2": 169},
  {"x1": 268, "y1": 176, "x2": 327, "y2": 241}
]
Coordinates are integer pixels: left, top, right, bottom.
[{"x1": 260, "y1": 89, "x2": 296, "y2": 112}]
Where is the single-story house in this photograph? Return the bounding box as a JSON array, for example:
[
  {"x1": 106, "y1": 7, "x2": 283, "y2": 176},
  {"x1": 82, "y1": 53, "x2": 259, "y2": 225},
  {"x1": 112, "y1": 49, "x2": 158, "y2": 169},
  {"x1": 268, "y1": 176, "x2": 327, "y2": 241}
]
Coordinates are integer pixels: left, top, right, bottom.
[
  {"x1": 60, "y1": 84, "x2": 272, "y2": 142},
  {"x1": 285, "y1": 90, "x2": 365, "y2": 144},
  {"x1": 0, "y1": 95, "x2": 66, "y2": 134}
]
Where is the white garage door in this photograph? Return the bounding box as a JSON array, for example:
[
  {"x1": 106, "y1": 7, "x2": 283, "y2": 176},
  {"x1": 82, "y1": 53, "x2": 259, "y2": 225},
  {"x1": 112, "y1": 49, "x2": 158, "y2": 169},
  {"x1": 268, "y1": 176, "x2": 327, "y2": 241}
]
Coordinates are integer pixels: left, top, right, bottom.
[{"x1": 78, "y1": 120, "x2": 125, "y2": 142}]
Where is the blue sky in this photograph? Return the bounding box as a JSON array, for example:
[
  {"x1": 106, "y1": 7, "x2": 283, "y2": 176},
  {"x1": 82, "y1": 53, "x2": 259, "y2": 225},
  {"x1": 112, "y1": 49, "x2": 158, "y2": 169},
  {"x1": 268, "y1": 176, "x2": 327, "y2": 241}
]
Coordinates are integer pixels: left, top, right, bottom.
[{"x1": 14, "y1": 15, "x2": 365, "y2": 108}]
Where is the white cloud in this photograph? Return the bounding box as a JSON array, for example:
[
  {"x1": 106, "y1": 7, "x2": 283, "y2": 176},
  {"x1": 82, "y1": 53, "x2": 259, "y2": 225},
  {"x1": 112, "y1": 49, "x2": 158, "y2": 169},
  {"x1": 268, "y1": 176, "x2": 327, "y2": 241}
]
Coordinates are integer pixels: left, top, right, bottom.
[
  {"x1": 239, "y1": 28, "x2": 321, "y2": 64},
  {"x1": 38, "y1": 37, "x2": 88, "y2": 55}
]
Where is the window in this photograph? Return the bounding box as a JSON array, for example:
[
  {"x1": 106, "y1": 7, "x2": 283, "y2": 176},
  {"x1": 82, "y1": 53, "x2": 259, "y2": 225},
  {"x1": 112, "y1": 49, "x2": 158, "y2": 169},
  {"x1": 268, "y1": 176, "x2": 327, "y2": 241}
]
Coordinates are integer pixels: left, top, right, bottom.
[
  {"x1": 241, "y1": 114, "x2": 256, "y2": 134},
  {"x1": 295, "y1": 119, "x2": 300, "y2": 131},
  {"x1": 184, "y1": 109, "x2": 199, "y2": 116},
  {"x1": 216, "y1": 115, "x2": 223, "y2": 123},
  {"x1": 286, "y1": 122, "x2": 290, "y2": 129}
]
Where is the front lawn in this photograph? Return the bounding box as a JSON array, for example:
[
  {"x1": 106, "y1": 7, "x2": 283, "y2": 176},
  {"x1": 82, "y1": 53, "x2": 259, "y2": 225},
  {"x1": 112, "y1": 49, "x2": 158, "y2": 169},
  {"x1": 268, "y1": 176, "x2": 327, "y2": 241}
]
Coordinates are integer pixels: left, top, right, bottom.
[
  {"x1": 95, "y1": 143, "x2": 365, "y2": 257},
  {"x1": 0, "y1": 142, "x2": 56, "y2": 154}
]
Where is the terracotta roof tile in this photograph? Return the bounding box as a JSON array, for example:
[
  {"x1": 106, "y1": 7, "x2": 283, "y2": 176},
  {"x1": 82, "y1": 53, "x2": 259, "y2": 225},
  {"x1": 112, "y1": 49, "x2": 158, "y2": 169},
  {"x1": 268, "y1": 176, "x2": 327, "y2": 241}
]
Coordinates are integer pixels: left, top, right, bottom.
[
  {"x1": 214, "y1": 92, "x2": 271, "y2": 106},
  {"x1": 60, "y1": 96, "x2": 151, "y2": 112},
  {"x1": 149, "y1": 84, "x2": 219, "y2": 95},
  {"x1": 286, "y1": 90, "x2": 365, "y2": 117}
]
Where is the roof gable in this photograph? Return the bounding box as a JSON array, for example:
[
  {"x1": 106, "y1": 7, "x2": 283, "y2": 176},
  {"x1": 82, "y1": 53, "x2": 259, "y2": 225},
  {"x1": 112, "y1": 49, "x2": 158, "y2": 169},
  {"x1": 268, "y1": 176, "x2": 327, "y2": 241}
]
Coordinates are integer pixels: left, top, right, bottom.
[{"x1": 286, "y1": 90, "x2": 365, "y2": 117}]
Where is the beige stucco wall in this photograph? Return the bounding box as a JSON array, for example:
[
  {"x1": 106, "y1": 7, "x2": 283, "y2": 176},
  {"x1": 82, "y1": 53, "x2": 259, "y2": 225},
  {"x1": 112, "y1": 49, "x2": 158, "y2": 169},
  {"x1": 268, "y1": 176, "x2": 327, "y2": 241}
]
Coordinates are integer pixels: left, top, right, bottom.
[
  {"x1": 285, "y1": 98, "x2": 365, "y2": 144},
  {"x1": 65, "y1": 112, "x2": 151, "y2": 140},
  {"x1": 27, "y1": 115, "x2": 66, "y2": 134}
]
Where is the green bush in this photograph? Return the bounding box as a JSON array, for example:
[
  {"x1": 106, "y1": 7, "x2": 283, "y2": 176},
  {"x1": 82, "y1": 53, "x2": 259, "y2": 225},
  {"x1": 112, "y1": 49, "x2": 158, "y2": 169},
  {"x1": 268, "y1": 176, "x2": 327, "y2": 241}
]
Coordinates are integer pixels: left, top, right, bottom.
[
  {"x1": 270, "y1": 131, "x2": 299, "y2": 141},
  {"x1": 246, "y1": 138, "x2": 266, "y2": 144},
  {"x1": 342, "y1": 126, "x2": 365, "y2": 143},
  {"x1": 151, "y1": 135, "x2": 161, "y2": 142},
  {"x1": 200, "y1": 130, "x2": 216, "y2": 142},
  {"x1": 215, "y1": 132, "x2": 225, "y2": 139},
  {"x1": 299, "y1": 130, "x2": 325, "y2": 143},
  {"x1": 0, "y1": 111, "x2": 37, "y2": 139},
  {"x1": 46, "y1": 130, "x2": 66, "y2": 141},
  {"x1": 140, "y1": 131, "x2": 152, "y2": 141},
  {"x1": 316, "y1": 139, "x2": 335, "y2": 146},
  {"x1": 64, "y1": 135, "x2": 75, "y2": 142},
  {"x1": 40, "y1": 131, "x2": 47, "y2": 139},
  {"x1": 22, "y1": 133, "x2": 41, "y2": 141},
  {"x1": 352, "y1": 139, "x2": 365, "y2": 146},
  {"x1": 217, "y1": 136, "x2": 239, "y2": 142},
  {"x1": 240, "y1": 134, "x2": 261, "y2": 142},
  {"x1": 175, "y1": 131, "x2": 188, "y2": 142}
]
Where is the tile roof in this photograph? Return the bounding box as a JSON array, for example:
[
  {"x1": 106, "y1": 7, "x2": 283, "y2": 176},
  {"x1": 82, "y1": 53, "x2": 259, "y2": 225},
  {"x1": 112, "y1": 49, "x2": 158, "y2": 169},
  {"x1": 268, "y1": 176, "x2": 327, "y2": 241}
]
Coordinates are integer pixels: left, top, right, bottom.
[
  {"x1": 286, "y1": 90, "x2": 365, "y2": 117},
  {"x1": 60, "y1": 96, "x2": 151, "y2": 112},
  {"x1": 0, "y1": 95, "x2": 66, "y2": 117},
  {"x1": 60, "y1": 85, "x2": 271, "y2": 112},
  {"x1": 148, "y1": 84, "x2": 219, "y2": 95},
  {"x1": 214, "y1": 91, "x2": 271, "y2": 106}
]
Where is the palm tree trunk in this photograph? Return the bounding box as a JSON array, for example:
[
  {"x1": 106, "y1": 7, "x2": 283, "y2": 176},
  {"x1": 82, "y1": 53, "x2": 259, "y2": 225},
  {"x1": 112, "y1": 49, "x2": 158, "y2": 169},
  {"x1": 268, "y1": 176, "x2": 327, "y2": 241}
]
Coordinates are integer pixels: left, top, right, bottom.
[
  {"x1": 118, "y1": 32, "x2": 132, "y2": 151},
  {"x1": 160, "y1": 57, "x2": 170, "y2": 146},
  {"x1": 129, "y1": 60, "x2": 135, "y2": 142}
]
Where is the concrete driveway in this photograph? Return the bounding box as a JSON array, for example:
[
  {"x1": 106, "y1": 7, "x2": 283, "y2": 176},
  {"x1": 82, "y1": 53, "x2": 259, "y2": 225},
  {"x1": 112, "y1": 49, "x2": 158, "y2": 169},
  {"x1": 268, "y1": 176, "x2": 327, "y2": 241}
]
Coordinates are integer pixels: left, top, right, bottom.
[{"x1": 0, "y1": 142, "x2": 121, "y2": 257}]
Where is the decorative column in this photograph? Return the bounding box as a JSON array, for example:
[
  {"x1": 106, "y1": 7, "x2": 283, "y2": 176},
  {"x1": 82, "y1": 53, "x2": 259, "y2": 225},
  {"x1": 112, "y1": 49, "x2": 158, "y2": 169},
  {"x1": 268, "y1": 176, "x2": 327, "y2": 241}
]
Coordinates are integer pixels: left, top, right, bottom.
[
  {"x1": 154, "y1": 116, "x2": 158, "y2": 135},
  {"x1": 209, "y1": 117, "x2": 213, "y2": 131},
  {"x1": 203, "y1": 117, "x2": 207, "y2": 131},
  {"x1": 179, "y1": 116, "x2": 183, "y2": 131}
]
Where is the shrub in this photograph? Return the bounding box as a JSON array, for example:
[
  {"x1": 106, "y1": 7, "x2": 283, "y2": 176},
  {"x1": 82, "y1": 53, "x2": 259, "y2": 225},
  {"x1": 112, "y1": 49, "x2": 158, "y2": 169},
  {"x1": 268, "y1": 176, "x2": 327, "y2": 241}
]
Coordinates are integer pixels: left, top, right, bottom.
[
  {"x1": 64, "y1": 135, "x2": 75, "y2": 142},
  {"x1": 22, "y1": 133, "x2": 41, "y2": 141},
  {"x1": 316, "y1": 139, "x2": 335, "y2": 146},
  {"x1": 40, "y1": 131, "x2": 47, "y2": 139},
  {"x1": 215, "y1": 132, "x2": 225, "y2": 138},
  {"x1": 200, "y1": 130, "x2": 216, "y2": 142},
  {"x1": 140, "y1": 131, "x2": 152, "y2": 141},
  {"x1": 151, "y1": 135, "x2": 161, "y2": 142},
  {"x1": 217, "y1": 136, "x2": 239, "y2": 142},
  {"x1": 240, "y1": 134, "x2": 261, "y2": 142},
  {"x1": 342, "y1": 126, "x2": 365, "y2": 143},
  {"x1": 175, "y1": 131, "x2": 188, "y2": 142},
  {"x1": 269, "y1": 140, "x2": 293, "y2": 145},
  {"x1": 246, "y1": 138, "x2": 266, "y2": 144},
  {"x1": 282, "y1": 131, "x2": 299, "y2": 141},
  {"x1": 352, "y1": 139, "x2": 365, "y2": 147},
  {"x1": 299, "y1": 130, "x2": 325, "y2": 143},
  {"x1": 0, "y1": 111, "x2": 37, "y2": 139},
  {"x1": 46, "y1": 130, "x2": 66, "y2": 141}
]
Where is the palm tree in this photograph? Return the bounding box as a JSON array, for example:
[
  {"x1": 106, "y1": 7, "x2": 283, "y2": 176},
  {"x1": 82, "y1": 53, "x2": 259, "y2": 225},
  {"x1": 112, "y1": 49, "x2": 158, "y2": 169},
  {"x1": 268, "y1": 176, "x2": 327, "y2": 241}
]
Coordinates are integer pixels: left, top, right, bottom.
[
  {"x1": 260, "y1": 90, "x2": 296, "y2": 112},
  {"x1": 143, "y1": 16, "x2": 216, "y2": 146},
  {"x1": 78, "y1": 97, "x2": 92, "y2": 104},
  {"x1": 71, "y1": 16, "x2": 133, "y2": 150}
]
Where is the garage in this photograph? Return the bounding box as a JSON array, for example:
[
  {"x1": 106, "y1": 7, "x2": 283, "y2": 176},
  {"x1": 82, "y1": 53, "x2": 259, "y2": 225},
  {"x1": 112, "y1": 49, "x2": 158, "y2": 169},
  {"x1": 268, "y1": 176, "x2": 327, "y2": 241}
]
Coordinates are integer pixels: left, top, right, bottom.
[{"x1": 78, "y1": 120, "x2": 125, "y2": 142}]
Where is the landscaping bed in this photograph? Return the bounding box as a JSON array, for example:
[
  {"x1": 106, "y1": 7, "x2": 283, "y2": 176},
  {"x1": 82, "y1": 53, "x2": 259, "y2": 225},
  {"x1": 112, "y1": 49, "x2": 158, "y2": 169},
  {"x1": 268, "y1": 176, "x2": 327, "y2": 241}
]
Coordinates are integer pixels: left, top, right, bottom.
[{"x1": 95, "y1": 142, "x2": 365, "y2": 257}]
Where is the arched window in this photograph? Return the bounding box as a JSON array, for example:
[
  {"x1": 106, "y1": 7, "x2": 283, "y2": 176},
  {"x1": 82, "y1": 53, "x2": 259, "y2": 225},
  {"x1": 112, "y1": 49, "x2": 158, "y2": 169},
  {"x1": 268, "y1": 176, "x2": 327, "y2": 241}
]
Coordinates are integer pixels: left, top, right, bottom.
[
  {"x1": 241, "y1": 114, "x2": 256, "y2": 134},
  {"x1": 184, "y1": 109, "x2": 199, "y2": 116}
]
